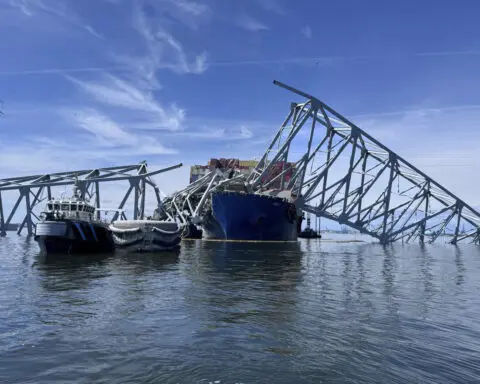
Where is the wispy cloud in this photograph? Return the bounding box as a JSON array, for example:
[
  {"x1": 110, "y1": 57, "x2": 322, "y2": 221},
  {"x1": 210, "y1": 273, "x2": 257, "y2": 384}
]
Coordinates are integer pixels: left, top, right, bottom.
[
  {"x1": 350, "y1": 104, "x2": 480, "y2": 120},
  {"x1": 171, "y1": 0, "x2": 210, "y2": 18},
  {"x1": 0, "y1": 66, "x2": 127, "y2": 76},
  {"x1": 0, "y1": 0, "x2": 213, "y2": 185},
  {"x1": 236, "y1": 13, "x2": 269, "y2": 32},
  {"x1": 301, "y1": 25, "x2": 312, "y2": 39},
  {"x1": 68, "y1": 108, "x2": 136, "y2": 147},
  {"x1": 66, "y1": 74, "x2": 186, "y2": 131},
  {"x1": 161, "y1": 124, "x2": 254, "y2": 141},
  {"x1": 126, "y1": 0, "x2": 208, "y2": 77},
  {"x1": 41, "y1": 112, "x2": 175, "y2": 156},
  {"x1": 141, "y1": 0, "x2": 211, "y2": 31},
  {"x1": 257, "y1": 0, "x2": 285, "y2": 15},
  {"x1": 240, "y1": 126, "x2": 253, "y2": 139},
  {"x1": 3, "y1": 0, "x2": 103, "y2": 38},
  {"x1": 4, "y1": 50, "x2": 480, "y2": 76},
  {"x1": 57, "y1": 0, "x2": 211, "y2": 151}
]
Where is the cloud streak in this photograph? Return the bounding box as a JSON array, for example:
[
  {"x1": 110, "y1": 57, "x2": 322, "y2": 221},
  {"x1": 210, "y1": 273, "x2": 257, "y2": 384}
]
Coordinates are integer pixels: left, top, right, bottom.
[
  {"x1": 164, "y1": 125, "x2": 253, "y2": 140},
  {"x1": 0, "y1": 0, "x2": 216, "y2": 187},
  {"x1": 4, "y1": 50, "x2": 480, "y2": 76},
  {"x1": 257, "y1": 0, "x2": 285, "y2": 15},
  {"x1": 301, "y1": 25, "x2": 312, "y2": 39},
  {"x1": 66, "y1": 74, "x2": 186, "y2": 131},
  {"x1": 126, "y1": 0, "x2": 208, "y2": 78},
  {"x1": 236, "y1": 13, "x2": 269, "y2": 31},
  {"x1": 3, "y1": 0, "x2": 103, "y2": 38},
  {"x1": 172, "y1": 0, "x2": 209, "y2": 17},
  {"x1": 350, "y1": 104, "x2": 480, "y2": 120}
]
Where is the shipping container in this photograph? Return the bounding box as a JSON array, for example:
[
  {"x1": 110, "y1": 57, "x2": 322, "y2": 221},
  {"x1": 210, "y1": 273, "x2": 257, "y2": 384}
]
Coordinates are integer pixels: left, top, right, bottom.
[{"x1": 190, "y1": 158, "x2": 277, "y2": 185}]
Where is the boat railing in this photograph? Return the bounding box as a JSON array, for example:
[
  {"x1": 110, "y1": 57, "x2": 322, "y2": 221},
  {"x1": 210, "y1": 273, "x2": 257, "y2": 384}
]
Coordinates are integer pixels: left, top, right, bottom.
[{"x1": 49, "y1": 210, "x2": 95, "y2": 222}]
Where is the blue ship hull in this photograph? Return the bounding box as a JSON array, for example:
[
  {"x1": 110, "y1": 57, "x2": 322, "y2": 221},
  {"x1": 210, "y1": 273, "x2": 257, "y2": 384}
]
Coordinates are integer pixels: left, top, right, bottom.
[{"x1": 206, "y1": 191, "x2": 300, "y2": 241}]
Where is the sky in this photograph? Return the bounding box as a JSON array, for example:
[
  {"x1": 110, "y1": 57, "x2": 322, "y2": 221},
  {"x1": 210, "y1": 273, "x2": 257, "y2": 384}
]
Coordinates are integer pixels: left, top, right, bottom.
[{"x1": 1, "y1": 0, "x2": 480, "y2": 217}]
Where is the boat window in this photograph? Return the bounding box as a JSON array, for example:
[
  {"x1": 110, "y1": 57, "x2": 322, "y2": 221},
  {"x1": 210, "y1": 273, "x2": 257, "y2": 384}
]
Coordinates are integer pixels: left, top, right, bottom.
[
  {"x1": 47, "y1": 204, "x2": 53, "y2": 211},
  {"x1": 71, "y1": 204, "x2": 77, "y2": 211},
  {"x1": 54, "y1": 204, "x2": 60, "y2": 210},
  {"x1": 78, "y1": 204, "x2": 84, "y2": 211},
  {"x1": 61, "y1": 204, "x2": 69, "y2": 210}
]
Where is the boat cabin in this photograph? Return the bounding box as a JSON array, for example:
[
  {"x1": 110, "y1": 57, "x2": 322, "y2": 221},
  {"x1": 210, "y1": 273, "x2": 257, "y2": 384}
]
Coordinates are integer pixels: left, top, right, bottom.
[
  {"x1": 39, "y1": 181, "x2": 100, "y2": 222},
  {"x1": 42, "y1": 198, "x2": 97, "y2": 222}
]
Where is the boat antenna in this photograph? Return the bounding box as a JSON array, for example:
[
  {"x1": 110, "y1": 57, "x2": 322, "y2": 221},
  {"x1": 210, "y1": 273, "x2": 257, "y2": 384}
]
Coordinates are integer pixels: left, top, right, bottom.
[{"x1": 72, "y1": 173, "x2": 81, "y2": 198}]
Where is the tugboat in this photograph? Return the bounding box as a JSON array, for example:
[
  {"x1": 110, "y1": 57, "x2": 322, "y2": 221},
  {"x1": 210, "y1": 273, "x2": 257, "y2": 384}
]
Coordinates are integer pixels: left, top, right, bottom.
[
  {"x1": 34, "y1": 181, "x2": 115, "y2": 255},
  {"x1": 298, "y1": 213, "x2": 321, "y2": 239}
]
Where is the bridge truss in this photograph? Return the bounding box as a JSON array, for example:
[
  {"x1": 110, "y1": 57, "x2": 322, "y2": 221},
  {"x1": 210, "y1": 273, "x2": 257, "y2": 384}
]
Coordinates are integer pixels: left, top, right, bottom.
[
  {"x1": 160, "y1": 167, "x2": 247, "y2": 226},
  {"x1": 0, "y1": 161, "x2": 182, "y2": 236},
  {"x1": 246, "y1": 81, "x2": 480, "y2": 244}
]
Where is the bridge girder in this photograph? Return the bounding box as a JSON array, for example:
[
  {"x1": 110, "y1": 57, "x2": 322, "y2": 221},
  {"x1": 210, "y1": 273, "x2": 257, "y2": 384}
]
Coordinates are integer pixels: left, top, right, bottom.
[
  {"x1": 0, "y1": 162, "x2": 182, "y2": 236},
  {"x1": 160, "y1": 168, "x2": 246, "y2": 225},
  {"x1": 245, "y1": 81, "x2": 480, "y2": 244}
]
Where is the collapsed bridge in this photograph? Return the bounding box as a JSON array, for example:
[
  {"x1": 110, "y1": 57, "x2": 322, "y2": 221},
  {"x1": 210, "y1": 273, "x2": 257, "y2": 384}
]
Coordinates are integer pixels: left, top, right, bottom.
[
  {"x1": 161, "y1": 81, "x2": 480, "y2": 244},
  {"x1": 0, "y1": 162, "x2": 182, "y2": 236}
]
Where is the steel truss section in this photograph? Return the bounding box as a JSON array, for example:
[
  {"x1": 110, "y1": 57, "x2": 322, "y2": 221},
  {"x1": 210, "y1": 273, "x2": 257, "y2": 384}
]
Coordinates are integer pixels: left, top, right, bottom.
[
  {"x1": 246, "y1": 80, "x2": 480, "y2": 244},
  {"x1": 0, "y1": 161, "x2": 182, "y2": 236},
  {"x1": 161, "y1": 168, "x2": 247, "y2": 225}
]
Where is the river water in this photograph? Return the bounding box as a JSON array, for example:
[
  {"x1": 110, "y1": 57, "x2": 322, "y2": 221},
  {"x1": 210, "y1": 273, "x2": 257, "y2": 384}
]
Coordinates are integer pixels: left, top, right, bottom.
[{"x1": 0, "y1": 235, "x2": 479, "y2": 383}]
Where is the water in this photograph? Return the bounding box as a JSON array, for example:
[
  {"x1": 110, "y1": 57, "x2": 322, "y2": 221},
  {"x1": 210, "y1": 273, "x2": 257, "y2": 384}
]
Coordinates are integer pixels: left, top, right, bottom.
[{"x1": 1, "y1": 235, "x2": 480, "y2": 383}]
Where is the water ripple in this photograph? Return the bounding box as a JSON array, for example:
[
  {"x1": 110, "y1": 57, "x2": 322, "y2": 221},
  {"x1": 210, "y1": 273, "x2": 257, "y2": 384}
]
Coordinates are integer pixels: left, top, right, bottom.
[{"x1": 0, "y1": 236, "x2": 480, "y2": 383}]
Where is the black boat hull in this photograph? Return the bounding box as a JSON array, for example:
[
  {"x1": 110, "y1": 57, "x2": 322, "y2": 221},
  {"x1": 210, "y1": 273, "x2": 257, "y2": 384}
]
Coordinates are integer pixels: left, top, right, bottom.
[
  {"x1": 34, "y1": 220, "x2": 115, "y2": 255},
  {"x1": 35, "y1": 235, "x2": 115, "y2": 254}
]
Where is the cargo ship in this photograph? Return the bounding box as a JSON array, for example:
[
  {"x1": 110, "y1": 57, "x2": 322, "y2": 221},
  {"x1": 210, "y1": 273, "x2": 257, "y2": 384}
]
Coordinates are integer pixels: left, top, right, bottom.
[
  {"x1": 190, "y1": 158, "x2": 259, "y2": 183},
  {"x1": 202, "y1": 190, "x2": 303, "y2": 241},
  {"x1": 160, "y1": 158, "x2": 304, "y2": 242},
  {"x1": 191, "y1": 158, "x2": 302, "y2": 241}
]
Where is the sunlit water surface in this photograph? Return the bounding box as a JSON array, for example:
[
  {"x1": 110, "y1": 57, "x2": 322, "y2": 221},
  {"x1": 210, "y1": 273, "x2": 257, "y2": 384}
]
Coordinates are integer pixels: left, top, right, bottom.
[{"x1": 1, "y1": 234, "x2": 480, "y2": 383}]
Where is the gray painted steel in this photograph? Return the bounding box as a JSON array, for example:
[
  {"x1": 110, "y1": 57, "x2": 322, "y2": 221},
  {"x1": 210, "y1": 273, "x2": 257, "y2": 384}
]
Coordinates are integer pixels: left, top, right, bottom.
[{"x1": 0, "y1": 162, "x2": 182, "y2": 236}]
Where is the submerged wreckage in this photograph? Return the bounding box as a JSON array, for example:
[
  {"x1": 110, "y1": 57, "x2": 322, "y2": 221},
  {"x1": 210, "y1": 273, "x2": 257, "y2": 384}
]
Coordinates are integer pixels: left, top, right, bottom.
[
  {"x1": 158, "y1": 80, "x2": 480, "y2": 244},
  {"x1": 159, "y1": 161, "x2": 304, "y2": 241},
  {"x1": 32, "y1": 79, "x2": 480, "y2": 248}
]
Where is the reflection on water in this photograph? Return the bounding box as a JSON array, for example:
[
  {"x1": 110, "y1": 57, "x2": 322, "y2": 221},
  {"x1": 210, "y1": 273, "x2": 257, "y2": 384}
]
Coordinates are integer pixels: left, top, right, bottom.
[
  {"x1": 454, "y1": 246, "x2": 466, "y2": 287},
  {"x1": 0, "y1": 237, "x2": 480, "y2": 383}
]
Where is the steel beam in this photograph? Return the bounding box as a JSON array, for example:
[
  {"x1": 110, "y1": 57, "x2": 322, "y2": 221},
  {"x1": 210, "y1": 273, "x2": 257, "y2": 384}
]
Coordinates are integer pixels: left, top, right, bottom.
[
  {"x1": 246, "y1": 80, "x2": 480, "y2": 244},
  {"x1": 158, "y1": 81, "x2": 480, "y2": 245},
  {"x1": 0, "y1": 162, "x2": 183, "y2": 235}
]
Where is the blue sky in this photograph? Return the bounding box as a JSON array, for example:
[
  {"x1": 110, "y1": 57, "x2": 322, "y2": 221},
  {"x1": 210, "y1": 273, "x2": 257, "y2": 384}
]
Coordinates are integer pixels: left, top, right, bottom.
[{"x1": 1, "y1": 0, "x2": 480, "y2": 205}]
